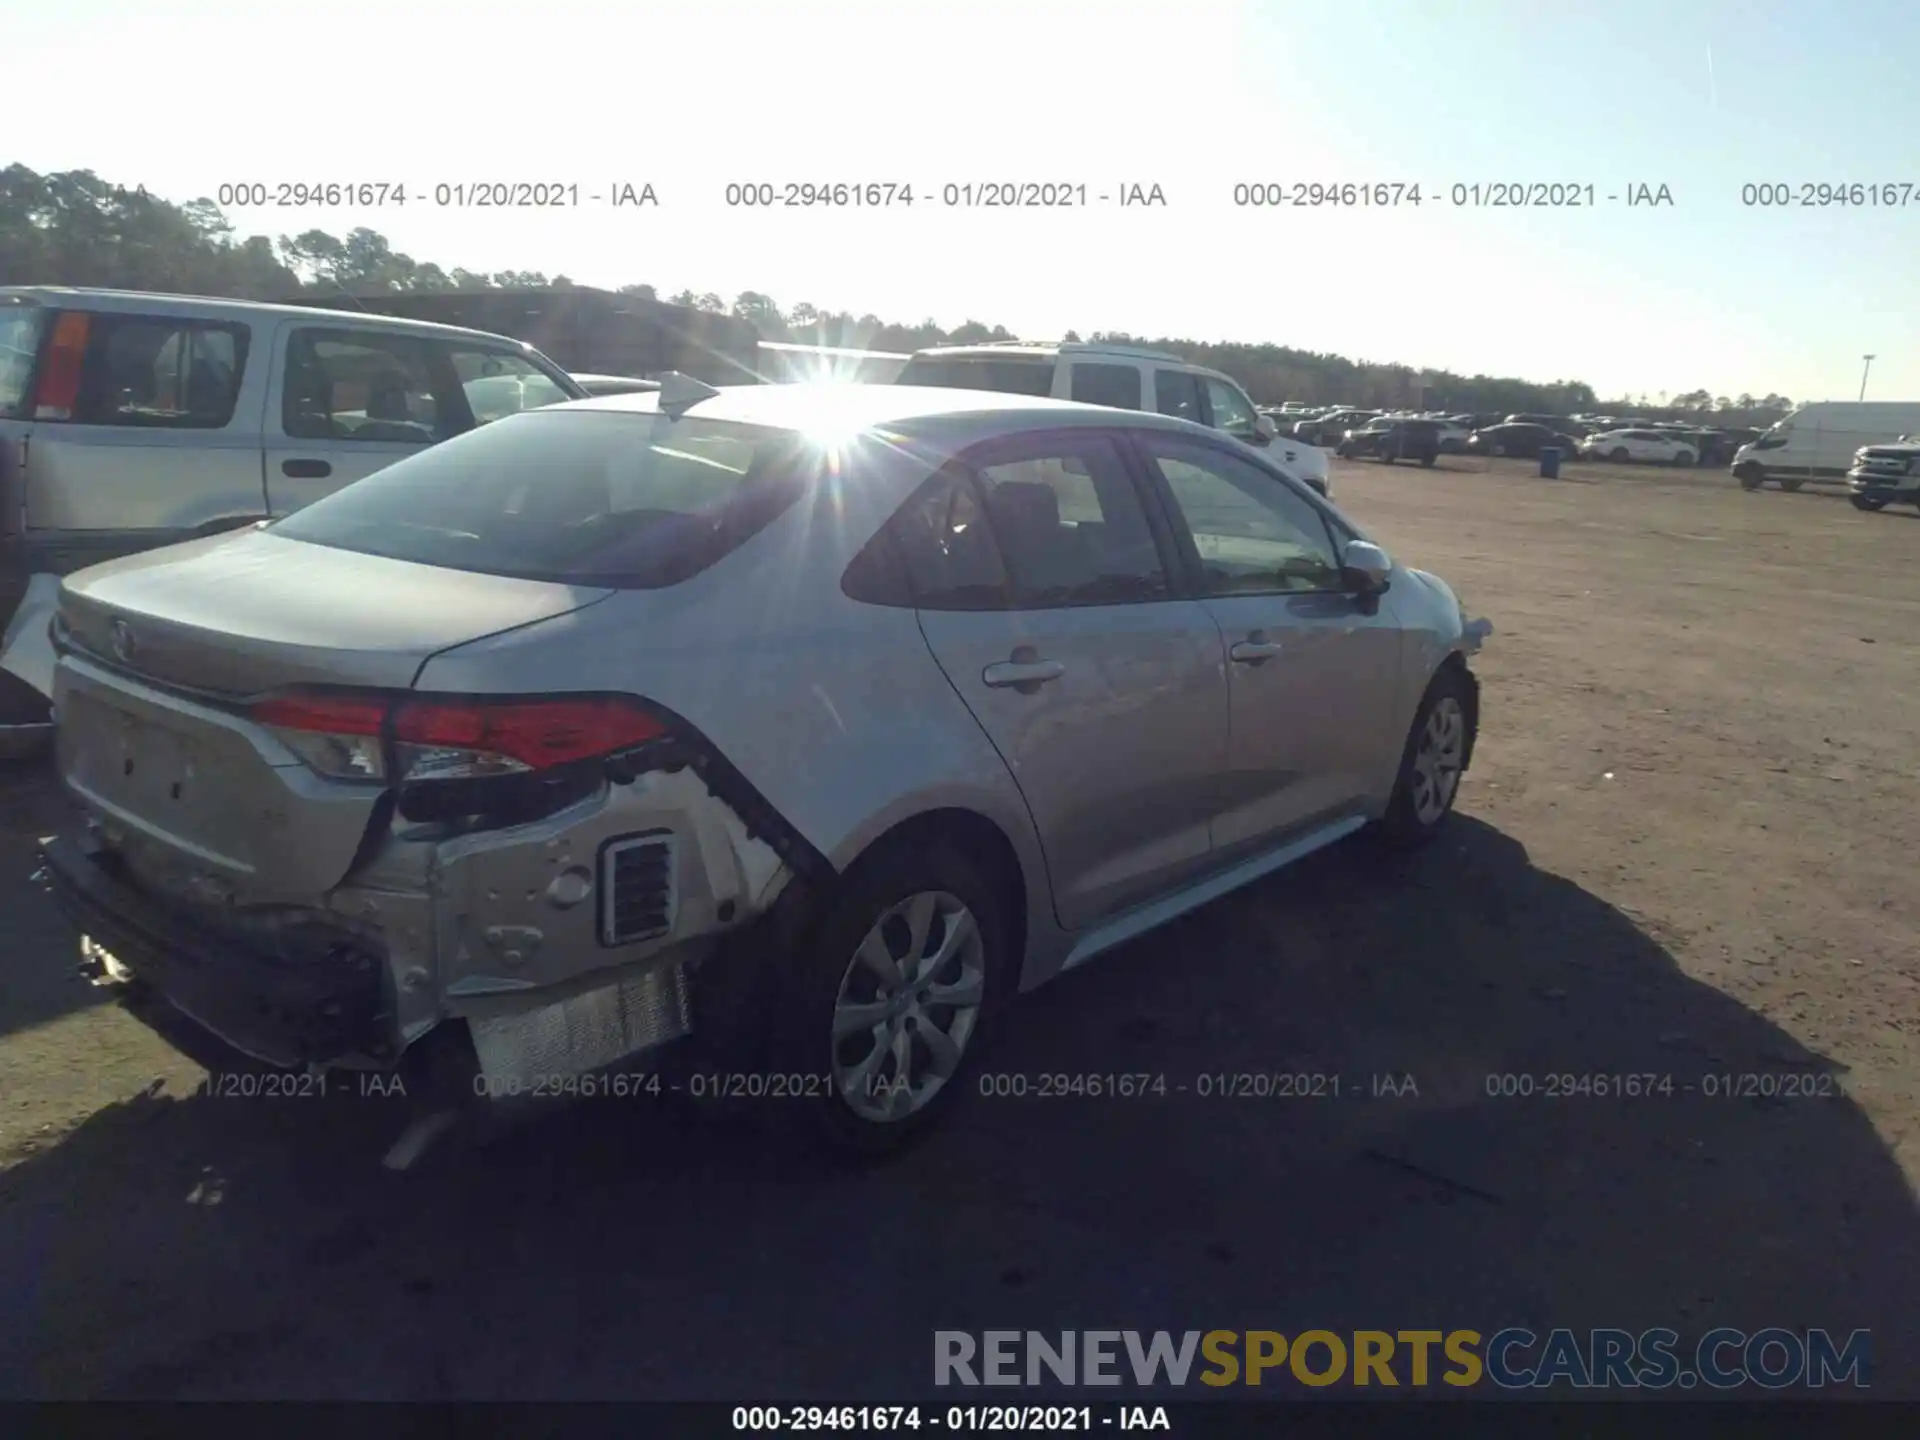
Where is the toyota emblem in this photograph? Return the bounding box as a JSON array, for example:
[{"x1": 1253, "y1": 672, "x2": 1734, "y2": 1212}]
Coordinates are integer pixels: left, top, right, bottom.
[{"x1": 109, "y1": 618, "x2": 137, "y2": 664}]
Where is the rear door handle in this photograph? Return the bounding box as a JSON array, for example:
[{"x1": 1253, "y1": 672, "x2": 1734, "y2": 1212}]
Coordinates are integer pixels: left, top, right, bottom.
[
  {"x1": 1230, "y1": 636, "x2": 1284, "y2": 663},
  {"x1": 982, "y1": 659, "x2": 1065, "y2": 689},
  {"x1": 281, "y1": 458, "x2": 332, "y2": 479}
]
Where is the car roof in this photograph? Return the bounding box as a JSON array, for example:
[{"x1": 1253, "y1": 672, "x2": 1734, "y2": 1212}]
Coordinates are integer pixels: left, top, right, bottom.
[
  {"x1": 909, "y1": 339, "x2": 1203, "y2": 368},
  {"x1": 555, "y1": 381, "x2": 1225, "y2": 438},
  {"x1": 0, "y1": 285, "x2": 538, "y2": 346}
]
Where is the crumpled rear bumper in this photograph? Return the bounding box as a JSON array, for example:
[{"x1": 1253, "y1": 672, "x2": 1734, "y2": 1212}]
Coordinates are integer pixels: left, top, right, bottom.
[{"x1": 37, "y1": 830, "x2": 393, "y2": 1069}]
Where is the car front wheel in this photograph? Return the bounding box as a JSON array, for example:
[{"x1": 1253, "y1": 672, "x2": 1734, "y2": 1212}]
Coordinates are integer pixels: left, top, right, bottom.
[
  {"x1": 774, "y1": 839, "x2": 1009, "y2": 1155},
  {"x1": 1374, "y1": 666, "x2": 1476, "y2": 849}
]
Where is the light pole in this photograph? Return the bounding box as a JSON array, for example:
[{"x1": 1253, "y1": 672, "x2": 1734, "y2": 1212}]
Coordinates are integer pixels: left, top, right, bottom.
[{"x1": 1860, "y1": 354, "x2": 1875, "y2": 401}]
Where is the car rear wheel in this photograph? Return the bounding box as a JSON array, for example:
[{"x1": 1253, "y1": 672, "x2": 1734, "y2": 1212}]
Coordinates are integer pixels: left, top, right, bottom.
[
  {"x1": 1673, "y1": 450, "x2": 1695, "y2": 467},
  {"x1": 1778, "y1": 476, "x2": 1805, "y2": 492},
  {"x1": 1374, "y1": 666, "x2": 1475, "y2": 849},
  {"x1": 775, "y1": 839, "x2": 1009, "y2": 1155},
  {"x1": 1851, "y1": 495, "x2": 1888, "y2": 512}
]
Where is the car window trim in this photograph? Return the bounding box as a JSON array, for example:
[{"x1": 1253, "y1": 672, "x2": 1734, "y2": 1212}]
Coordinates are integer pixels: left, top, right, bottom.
[
  {"x1": 944, "y1": 426, "x2": 1183, "y2": 612},
  {"x1": 1124, "y1": 429, "x2": 1354, "y2": 600}
]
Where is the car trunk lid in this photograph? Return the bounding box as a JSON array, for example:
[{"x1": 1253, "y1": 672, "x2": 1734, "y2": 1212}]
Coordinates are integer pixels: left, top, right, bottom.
[{"x1": 54, "y1": 529, "x2": 616, "y2": 903}]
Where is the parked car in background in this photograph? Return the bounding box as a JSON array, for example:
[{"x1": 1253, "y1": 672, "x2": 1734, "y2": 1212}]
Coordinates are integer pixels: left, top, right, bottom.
[
  {"x1": 1338, "y1": 417, "x2": 1443, "y2": 467},
  {"x1": 0, "y1": 286, "x2": 585, "y2": 756},
  {"x1": 37, "y1": 379, "x2": 1490, "y2": 1155},
  {"x1": 1580, "y1": 428, "x2": 1698, "y2": 465},
  {"x1": 1466, "y1": 423, "x2": 1583, "y2": 460},
  {"x1": 1434, "y1": 416, "x2": 1473, "y2": 453},
  {"x1": 1733, "y1": 402, "x2": 1920, "y2": 492},
  {"x1": 895, "y1": 342, "x2": 1328, "y2": 495},
  {"x1": 1505, "y1": 413, "x2": 1588, "y2": 438},
  {"x1": 1847, "y1": 435, "x2": 1920, "y2": 512},
  {"x1": 571, "y1": 373, "x2": 661, "y2": 397},
  {"x1": 1293, "y1": 409, "x2": 1378, "y2": 445}
]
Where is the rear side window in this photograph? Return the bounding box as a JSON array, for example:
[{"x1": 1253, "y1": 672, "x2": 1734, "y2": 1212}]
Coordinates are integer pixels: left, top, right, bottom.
[
  {"x1": 1069, "y1": 362, "x2": 1142, "y2": 410},
  {"x1": 0, "y1": 303, "x2": 47, "y2": 419},
  {"x1": 38, "y1": 311, "x2": 249, "y2": 428},
  {"x1": 894, "y1": 356, "x2": 1056, "y2": 396},
  {"x1": 858, "y1": 432, "x2": 1170, "y2": 610},
  {"x1": 1153, "y1": 369, "x2": 1203, "y2": 423},
  {"x1": 270, "y1": 410, "x2": 818, "y2": 587}
]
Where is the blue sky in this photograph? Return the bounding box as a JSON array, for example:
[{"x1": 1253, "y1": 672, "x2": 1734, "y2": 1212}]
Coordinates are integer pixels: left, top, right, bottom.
[{"x1": 11, "y1": 0, "x2": 1916, "y2": 402}]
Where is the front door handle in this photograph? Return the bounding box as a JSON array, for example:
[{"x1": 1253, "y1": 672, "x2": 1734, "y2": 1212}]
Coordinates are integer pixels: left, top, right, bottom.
[
  {"x1": 983, "y1": 656, "x2": 1065, "y2": 690},
  {"x1": 1230, "y1": 633, "x2": 1284, "y2": 663},
  {"x1": 281, "y1": 458, "x2": 332, "y2": 479}
]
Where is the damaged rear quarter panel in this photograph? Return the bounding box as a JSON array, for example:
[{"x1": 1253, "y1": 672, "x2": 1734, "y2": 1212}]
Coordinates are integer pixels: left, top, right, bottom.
[
  {"x1": 392, "y1": 768, "x2": 788, "y2": 1015},
  {"x1": 409, "y1": 476, "x2": 1058, "y2": 985}
]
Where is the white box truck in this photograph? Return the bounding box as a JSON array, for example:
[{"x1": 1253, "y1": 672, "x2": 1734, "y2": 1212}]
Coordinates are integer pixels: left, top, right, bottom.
[{"x1": 1732, "y1": 401, "x2": 1920, "y2": 491}]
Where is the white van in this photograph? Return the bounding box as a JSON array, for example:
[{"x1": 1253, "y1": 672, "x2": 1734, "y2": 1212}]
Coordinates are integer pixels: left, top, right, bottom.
[{"x1": 1732, "y1": 401, "x2": 1920, "y2": 491}]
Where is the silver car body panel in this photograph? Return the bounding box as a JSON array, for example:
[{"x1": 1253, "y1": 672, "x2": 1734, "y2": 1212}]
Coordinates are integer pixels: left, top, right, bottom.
[{"x1": 46, "y1": 383, "x2": 1490, "y2": 1074}]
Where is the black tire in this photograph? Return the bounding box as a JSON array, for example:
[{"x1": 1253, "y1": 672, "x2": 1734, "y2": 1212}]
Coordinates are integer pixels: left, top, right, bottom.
[
  {"x1": 1737, "y1": 465, "x2": 1765, "y2": 490},
  {"x1": 1851, "y1": 495, "x2": 1888, "y2": 512},
  {"x1": 1778, "y1": 476, "x2": 1805, "y2": 492},
  {"x1": 1609, "y1": 447, "x2": 1630, "y2": 463},
  {"x1": 1673, "y1": 450, "x2": 1695, "y2": 467},
  {"x1": 1381, "y1": 452, "x2": 1395, "y2": 465},
  {"x1": 1420, "y1": 452, "x2": 1437, "y2": 469},
  {"x1": 770, "y1": 837, "x2": 1012, "y2": 1157},
  {"x1": 1373, "y1": 665, "x2": 1476, "y2": 850}
]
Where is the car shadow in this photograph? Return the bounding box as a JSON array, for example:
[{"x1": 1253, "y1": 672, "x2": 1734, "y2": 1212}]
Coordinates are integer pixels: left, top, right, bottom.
[
  {"x1": 0, "y1": 762, "x2": 112, "y2": 1040},
  {"x1": 0, "y1": 816, "x2": 1914, "y2": 1400}
]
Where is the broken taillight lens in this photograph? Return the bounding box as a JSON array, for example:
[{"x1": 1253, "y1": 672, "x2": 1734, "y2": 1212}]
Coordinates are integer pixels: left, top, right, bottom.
[{"x1": 251, "y1": 690, "x2": 670, "y2": 784}]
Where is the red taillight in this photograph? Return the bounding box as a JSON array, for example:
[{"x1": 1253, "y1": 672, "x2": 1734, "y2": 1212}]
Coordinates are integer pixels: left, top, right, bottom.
[
  {"x1": 392, "y1": 696, "x2": 668, "y2": 770},
  {"x1": 252, "y1": 691, "x2": 390, "y2": 737},
  {"x1": 249, "y1": 690, "x2": 669, "y2": 778},
  {"x1": 33, "y1": 311, "x2": 90, "y2": 420}
]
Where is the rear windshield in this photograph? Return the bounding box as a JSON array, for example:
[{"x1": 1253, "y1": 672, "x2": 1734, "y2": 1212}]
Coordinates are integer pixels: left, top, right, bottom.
[
  {"x1": 895, "y1": 355, "x2": 1055, "y2": 397},
  {"x1": 0, "y1": 302, "x2": 46, "y2": 419},
  {"x1": 269, "y1": 410, "x2": 819, "y2": 587}
]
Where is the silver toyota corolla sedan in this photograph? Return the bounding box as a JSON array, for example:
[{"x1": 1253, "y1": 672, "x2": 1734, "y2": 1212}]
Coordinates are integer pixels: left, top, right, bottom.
[{"x1": 38, "y1": 378, "x2": 1490, "y2": 1154}]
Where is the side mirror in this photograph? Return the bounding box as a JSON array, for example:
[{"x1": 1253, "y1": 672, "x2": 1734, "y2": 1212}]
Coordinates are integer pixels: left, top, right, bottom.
[
  {"x1": 1253, "y1": 413, "x2": 1277, "y2": 443},
  {"x1": 1340, "y1": 539, "x2": 1393, "y2": 595}
]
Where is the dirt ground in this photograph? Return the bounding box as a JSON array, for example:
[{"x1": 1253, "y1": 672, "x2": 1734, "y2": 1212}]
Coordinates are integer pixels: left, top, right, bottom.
[{"x1": 0, "y1": 454, "x2": 1916, "y2": 1400}]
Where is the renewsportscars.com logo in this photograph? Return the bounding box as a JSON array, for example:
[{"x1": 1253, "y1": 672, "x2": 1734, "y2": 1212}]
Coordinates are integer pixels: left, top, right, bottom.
[{"x1": 934, "y1": 1328, "x2": 1871, "y2": 1390}]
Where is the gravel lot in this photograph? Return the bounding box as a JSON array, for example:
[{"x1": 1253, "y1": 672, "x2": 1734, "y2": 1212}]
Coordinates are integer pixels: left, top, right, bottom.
[{"x1": 1, "y1": 454, "x2": 1916, "y2": 1400}]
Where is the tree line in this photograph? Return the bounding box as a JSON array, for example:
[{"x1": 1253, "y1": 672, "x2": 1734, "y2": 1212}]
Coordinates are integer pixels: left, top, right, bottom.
[{"x1": 0, "y1": 164, "x2": 1792, "y2": 425}]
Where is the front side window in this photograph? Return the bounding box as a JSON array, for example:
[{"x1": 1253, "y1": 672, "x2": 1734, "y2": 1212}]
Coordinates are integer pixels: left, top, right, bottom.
[
  {"x1": 448, "y1": 347, "x2": 574, "y2": 425},
  {"x1": 270, "y1": 411, "x2": 815, "y2": 587},
  {"x1": 63, "y1": 313, "x2": 249, "y2": 428},
  {"x1": 1140, "y1": 436, "x2": 1344, "y2": 596},
  {"x1": 284, "y1": 329, "x2": 443, "y2": 443},
  {"x1": 1204, "y1": 377, "x2": 1259, "y2": 435},
  {"x1": 1153, "y1": 369, "x2": 1204, "y2": 423}
]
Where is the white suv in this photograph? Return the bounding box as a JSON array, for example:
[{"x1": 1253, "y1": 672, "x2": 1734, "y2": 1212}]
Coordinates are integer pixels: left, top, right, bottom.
[{"x1": 896, "y1": 341, "x2": 1330, "y2": 494}]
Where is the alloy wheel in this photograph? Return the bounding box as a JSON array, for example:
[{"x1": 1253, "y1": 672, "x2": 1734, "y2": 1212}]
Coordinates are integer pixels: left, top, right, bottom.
[
  {"x1": 1410, "y1": 696, "x2": 1467, "y2": 826},
  {"x1": 831, "y1": 891, "x2": 986, "y2": 1122}
]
